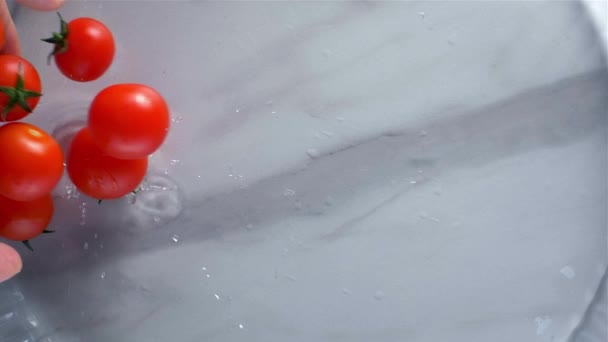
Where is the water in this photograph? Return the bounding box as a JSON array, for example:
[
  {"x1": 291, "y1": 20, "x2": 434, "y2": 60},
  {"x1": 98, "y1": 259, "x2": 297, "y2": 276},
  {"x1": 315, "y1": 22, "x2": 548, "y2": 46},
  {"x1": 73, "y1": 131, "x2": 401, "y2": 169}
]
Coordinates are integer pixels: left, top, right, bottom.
[
  {"x1": 132, "y1": 174, "x2": 183, "y2": 225},
  {"x1": 306, "y1": 148, "x2": 320, "y2": 159},
  {"x1": 170, "y1": 114, "x2": 184, "y2": 124},
  {"x1": 534, "y1": 316, "x2": 552, "y2": 335},
  {"x1": 373, "y1": 290, "x2": 385, "y2": 301},
  {"x1": 560, "y1": 266, "x2": 576, "y2": 279},
  {"x1": 79, "y1": 202, "x2": 87, "y2": 226}
]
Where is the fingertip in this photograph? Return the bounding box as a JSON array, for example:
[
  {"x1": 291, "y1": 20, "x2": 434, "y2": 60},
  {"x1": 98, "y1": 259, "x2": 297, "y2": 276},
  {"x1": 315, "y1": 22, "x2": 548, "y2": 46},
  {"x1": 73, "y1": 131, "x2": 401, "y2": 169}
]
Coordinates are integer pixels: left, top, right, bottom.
[
  {"x1": 0, "y1": 243, "x2": 22, "y2": 283},
  {"x1": 1, "y1": 21, "x2": 21, "y2": 55},
  {"x1": 0, "y1": 0, "x2": 20, "y2": 55},
  {"x1": 16, "y1": 0, "x2": 65, "y2": 11}
]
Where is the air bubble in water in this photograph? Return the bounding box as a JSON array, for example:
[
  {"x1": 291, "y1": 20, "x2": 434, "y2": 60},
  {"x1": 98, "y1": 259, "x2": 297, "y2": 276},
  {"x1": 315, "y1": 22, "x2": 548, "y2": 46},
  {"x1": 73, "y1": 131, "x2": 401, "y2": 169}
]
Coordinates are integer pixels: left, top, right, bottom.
[
  {"x1": 171, "y1": 114, "x2": 184, "y2": 123},
  {"x1": 79, "y1": 202, "x2": 87, "y2": 226},
  {"x1": 534, "y1": 316, "x2": 552, "y2": 335},
  {"x1": 373, "y1": 290, "x2": 385, "y2": 301},
  {"x1": 560, "y1": 266, "x2": 576, "y2": 279},
  {"x1": 171, "y1": 234, "x2": 179, "y2": 243},
  {"x1": 83, "y1": 242, "x2": 89, "y2": 250},
  {"x1": 306, "y1": 148, "x2": 320, "y2": 159},
  {"x1": 100, "y1": 272, "x2": 106, "y2": 279}
]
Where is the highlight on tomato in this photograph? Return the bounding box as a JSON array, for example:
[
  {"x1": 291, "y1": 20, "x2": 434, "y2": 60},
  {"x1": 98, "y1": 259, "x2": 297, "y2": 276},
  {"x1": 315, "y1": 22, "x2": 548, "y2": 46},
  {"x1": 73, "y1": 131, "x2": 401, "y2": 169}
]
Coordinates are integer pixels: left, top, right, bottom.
[
  {"x1": 42, "y1": 13, "x2": 115, "y2": 82},
  {"x1": 0, "y1": 55, "x2": 42, "y2": 121},
  {"x1": 0, "y1": 122, "x2": 63, "y2": 202},
  {"x1": 67, "y1": 127, "x2": 148, "y2": 200}
]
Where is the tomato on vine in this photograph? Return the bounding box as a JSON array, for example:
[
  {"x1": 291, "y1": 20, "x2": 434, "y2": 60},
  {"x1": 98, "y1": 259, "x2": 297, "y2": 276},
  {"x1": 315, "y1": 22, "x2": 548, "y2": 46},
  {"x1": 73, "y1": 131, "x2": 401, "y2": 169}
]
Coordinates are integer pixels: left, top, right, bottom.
[
  {"x1": 0, "y1": 55, "x2": 42, "y2": 121},
  {"x1": 42, "y1": 13, "x2": 115, "y2": 82}
]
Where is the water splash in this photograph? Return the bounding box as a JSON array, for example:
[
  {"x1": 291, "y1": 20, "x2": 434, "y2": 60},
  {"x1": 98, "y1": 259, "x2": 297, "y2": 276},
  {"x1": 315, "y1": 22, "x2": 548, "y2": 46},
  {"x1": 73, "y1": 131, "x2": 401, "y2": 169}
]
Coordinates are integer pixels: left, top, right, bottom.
[
  {"x1": 79, "y1": 202, "x2": 87, "y2": 226},
  {"x1": 131, "y1": 173, "x2": 183, "y2": 225}
]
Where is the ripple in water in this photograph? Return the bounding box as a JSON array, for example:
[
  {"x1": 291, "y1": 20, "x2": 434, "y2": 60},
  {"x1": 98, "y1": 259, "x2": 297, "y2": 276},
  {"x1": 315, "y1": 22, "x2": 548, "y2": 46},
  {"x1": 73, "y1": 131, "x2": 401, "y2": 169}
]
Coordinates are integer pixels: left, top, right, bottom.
[{"x1": 130, "y1": 173, "x2": 183, "y2": 225}]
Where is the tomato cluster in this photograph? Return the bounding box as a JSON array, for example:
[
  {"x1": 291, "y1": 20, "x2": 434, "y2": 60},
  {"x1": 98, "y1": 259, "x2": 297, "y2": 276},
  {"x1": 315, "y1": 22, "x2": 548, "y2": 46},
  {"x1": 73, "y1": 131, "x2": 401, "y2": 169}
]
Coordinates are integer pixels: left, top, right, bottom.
[{"x1": 0, "y1": 14, "x2": 169, "y2": 250}]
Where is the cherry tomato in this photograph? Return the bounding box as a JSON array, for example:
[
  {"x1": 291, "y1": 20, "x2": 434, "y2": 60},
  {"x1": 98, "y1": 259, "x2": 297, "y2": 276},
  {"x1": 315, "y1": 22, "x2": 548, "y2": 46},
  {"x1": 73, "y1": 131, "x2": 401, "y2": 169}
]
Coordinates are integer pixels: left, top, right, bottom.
[
  {"x1": 67, "y1": 128, "x2": 148, "y2": 199},
  {"x1": 0, "y1": 20, "x2": 5, "y2": 51},
  {"x1": 0, "y1": 123, "x2": 63, "y2": 202},
  {"x1": 88, "y1": 84, "x2": 170, "y2": 160},
  {"x1": 0, "y1": 194, "x2": 53, "y2": 241},
  {"x1": 0, "y1": 55, "x2": 42, "y2": 121},
  {"x1": 43, "y1": 14, "x2": 114, "y2": 82}
]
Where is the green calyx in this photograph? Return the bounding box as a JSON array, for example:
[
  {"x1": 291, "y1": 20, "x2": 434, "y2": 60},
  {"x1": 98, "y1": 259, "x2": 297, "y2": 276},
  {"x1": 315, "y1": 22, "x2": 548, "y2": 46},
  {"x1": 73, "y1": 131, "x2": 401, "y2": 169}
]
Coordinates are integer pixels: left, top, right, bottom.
[
  {"x1": 41, "y1": 12, "x2": 70, "y2": 65},
  {"x1": 0, "y1": 63, "x2": 42, "y2": 121}
]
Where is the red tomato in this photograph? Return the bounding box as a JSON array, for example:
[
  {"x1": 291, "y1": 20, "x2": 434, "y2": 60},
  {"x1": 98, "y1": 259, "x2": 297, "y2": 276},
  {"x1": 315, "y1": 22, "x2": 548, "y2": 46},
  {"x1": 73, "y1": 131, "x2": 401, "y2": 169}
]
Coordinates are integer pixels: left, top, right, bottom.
[
  {"x1": 67, "y1": 128, "x2": 148, "y2": 199},
  {"x1": 0, "y1": 55, "x2": 42, "y2": 121},
  {"x1": 0, "y1": 194, "x2": 53, "y2": 241},
  {"x1": 0, "y1": 21, "x2": 5, "y2": 51},
  {"x1": 88, "y1": 84, "x2": 170, "y2": 159},
  {"x1": 0, "y1": 123, "x2": 64, "y2": 202},
  {"x1": 43, "y1": 15, "x2": 114, "y2": 82}
]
